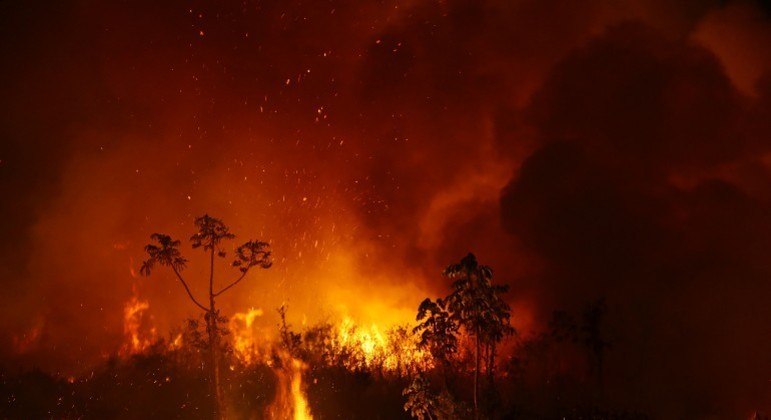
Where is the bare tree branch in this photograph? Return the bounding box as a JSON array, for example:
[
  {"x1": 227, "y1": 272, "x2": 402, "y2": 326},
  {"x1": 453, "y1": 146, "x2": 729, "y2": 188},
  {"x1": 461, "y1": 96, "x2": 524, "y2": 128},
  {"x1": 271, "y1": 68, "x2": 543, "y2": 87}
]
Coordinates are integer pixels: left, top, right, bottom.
[
  {"x1": 209, "y1": 245, "x2": 215, "y2": 302},
  {"x1": 213, "y1": 269, "x2": 249, "y2": 297},
  {"x1": 171, "y1": 266, "x2": 209, "y2": 311}
]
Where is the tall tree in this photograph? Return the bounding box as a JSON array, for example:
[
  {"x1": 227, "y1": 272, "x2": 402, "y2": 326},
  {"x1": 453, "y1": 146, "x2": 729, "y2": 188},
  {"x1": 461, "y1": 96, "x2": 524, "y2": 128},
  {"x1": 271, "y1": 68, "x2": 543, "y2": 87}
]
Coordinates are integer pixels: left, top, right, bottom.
[
  {"x1": 481, "y1": 280, "x2": 514, "y2": 374},
  {"x1": 140, "y1": 214, "x2": 272, "y2": 419},
  {"x1": 444, "y1": 253, "x2": 513, "y2": 419}
]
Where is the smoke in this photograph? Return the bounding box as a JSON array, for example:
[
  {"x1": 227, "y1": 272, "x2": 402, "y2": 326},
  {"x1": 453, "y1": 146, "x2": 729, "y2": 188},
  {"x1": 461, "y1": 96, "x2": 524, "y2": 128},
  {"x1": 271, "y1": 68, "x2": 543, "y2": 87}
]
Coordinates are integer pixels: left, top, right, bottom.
[
  {"x1": 501, "y1": 19, "x2": 771, "y2": 417},
  {"x1": 0, "y1": 0, "x2": 769, "y2": 415}
]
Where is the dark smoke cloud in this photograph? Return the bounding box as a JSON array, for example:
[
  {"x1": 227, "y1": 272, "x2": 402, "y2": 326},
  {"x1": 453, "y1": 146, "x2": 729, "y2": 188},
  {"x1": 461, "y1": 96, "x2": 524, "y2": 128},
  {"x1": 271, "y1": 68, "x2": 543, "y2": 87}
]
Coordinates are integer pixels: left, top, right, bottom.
[{"x1": 501, "y1": 21, "x2": 771, "y2": 416}]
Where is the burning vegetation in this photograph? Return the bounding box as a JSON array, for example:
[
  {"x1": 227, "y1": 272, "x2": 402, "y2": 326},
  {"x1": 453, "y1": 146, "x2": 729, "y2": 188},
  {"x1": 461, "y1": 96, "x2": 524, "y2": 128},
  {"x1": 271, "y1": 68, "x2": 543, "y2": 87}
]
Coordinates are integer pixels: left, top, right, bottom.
[{"x1": 1, "y1": 215, "x2": 654, "y2": 419}]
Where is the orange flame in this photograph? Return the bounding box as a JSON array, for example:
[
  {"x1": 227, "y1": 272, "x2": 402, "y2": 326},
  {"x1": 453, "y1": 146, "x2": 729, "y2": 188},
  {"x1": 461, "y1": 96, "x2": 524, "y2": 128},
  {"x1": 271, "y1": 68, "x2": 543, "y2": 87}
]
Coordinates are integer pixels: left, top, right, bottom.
[
  {"x1": 290, "y1": 357, "x2": 313, "y2": 420},
  {"x1": 169, "y1": 332, "x2": 183, "y2": 350},
  {"x1": 333, "y1": 316, "x2": 431, "y2": 373},
  {"x1": 267, "y1": 351, "x2": 313, "y2": 420},
  {"x1": 13, "y1": 321, "x2": 42, "y2": 354},
  {"x1": 121, "y1": 287, "x2": 156, "y2": 355},
  {"x1": 229, "y1": 307, "x2": 267, "y2": 364}
]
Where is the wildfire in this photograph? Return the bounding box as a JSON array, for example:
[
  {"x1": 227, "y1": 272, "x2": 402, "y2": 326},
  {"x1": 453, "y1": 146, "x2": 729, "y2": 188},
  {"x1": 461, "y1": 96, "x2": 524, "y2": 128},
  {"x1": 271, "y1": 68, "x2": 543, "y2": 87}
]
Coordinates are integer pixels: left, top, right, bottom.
[
  {"x1": 290, "y1": 357, "x2": 313, "y2": 420},
  {"x1": 229, "y1": 307, "x2": 267, "y2": 364},
  {"x1": 121, "y1": 287, "x2": 156, "y2": 355},
  {"x1": 12, "y1": 322, "x2": 42, "y2": 354},
  {"x1": 224, "y1": 304, "x2": 430, "y2": 374},
  {"x1": 337, "y1": 316, "x2": 386, "y2": 364},
  {"x1": 267, "y1": 351, "x2": 313, "y2": 420},
  {"x1": 169, "y1": 332, "x2": 183, "y2": 350},
  {"x1": 116, "y1": 298, "x2": 431, "y2": 418},
  {"x1": 331, "y1": 316, "x2": 431, "y2": 373}
]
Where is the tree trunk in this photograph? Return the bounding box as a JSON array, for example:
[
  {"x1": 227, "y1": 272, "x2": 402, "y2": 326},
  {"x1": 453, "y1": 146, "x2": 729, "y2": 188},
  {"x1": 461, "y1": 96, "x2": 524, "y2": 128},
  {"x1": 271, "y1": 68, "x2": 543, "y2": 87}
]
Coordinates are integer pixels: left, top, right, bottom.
[
  {"x1": 489, "y1": 343, "x2": 496, "y2": 385},
  {"x1": 474, "y1": 330, "x2": 480, "y2": 420},
  {"x1": 597, "y1": 351, "x2": 604, "y2": 390},
  {"x1": 487, "y1": 343, "x2": 497, "y2": 417},
  {"x1": 485, "y1": 343, "x2": 491, "y2": 380},
  {"x1": 208, "y1": 309, "x2": 224, "y2": 419},
  {"x1": 208, "y1": 246, "x2": 225, "y2": 420}
]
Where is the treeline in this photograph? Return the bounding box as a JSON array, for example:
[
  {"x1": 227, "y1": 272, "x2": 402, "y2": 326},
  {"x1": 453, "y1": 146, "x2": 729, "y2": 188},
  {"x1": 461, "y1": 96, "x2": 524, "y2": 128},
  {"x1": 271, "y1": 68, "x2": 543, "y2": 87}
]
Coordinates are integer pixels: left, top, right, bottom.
[
  {"x1": 398, "y1": 253, "x2": 642, "y2": 420},
  {"x1": 0, "y1": 211, "x2": 652, "y2": 419},
  {"x1": 0, "y1": 254, "x2": 649, "y2": 419}
]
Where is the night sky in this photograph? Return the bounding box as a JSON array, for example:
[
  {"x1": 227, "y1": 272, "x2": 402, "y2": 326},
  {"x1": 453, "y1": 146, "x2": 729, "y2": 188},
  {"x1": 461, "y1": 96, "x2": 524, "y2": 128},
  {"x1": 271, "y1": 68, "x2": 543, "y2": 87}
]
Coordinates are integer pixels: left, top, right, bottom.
[{"x1": 0, "y1": 0, "x2": 770, "y2": 417}]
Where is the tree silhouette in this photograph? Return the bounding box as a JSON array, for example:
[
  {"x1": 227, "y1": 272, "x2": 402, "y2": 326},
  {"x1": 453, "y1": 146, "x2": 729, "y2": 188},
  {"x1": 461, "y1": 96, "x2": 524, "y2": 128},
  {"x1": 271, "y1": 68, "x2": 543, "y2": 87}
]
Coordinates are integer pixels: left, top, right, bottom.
[
  {"x1": 549, "y1": 310, "x2": 578, "y2": 344},
  {"x1": 581, "y1": 298, "x2": 610, "y2": 387},
  {"x1": 403, "y1": 374, "x2": 437, "y2": 420},
  {"x1": 480, "y1": 278, "x2": 514, "y2": 388},
  {"x1": 141, "y1": 214, "x2": 271, "y2": 419},
  {"x1": 413, "y1": 298, "x2": 458, "y2": 386},
  {"x1": 444, "y1": 253, "x2": 513, "y2": 419},
  {"x1": 277, "y1": 304, "x2": 302, "y2": 356}
]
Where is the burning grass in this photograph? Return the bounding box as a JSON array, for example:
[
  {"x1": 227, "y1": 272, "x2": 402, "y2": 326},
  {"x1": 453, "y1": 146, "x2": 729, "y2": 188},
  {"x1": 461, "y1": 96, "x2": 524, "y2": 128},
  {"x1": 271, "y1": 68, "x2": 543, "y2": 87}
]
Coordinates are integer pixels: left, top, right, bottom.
[
  {"x1": 110, "y1": 292, "x2": 432, "y2": 419},
  {"x1": 0, "y1": 253, "x2": 663, "y2": 420}
]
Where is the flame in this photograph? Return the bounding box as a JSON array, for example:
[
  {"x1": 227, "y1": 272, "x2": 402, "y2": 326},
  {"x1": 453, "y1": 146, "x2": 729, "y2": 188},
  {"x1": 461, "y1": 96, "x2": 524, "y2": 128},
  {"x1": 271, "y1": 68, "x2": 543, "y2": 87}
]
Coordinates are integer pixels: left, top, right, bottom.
[
  {"x1": 169, "y1": 332, "x2": 183, "y2": 350},
  {"x1": 112, "y1": 302, "x2": 431, "y2": 418},
  {"x1": 227, "y1": 307, "x2": 431, "y2": 374},
  {"x1": 13, "y1": 321, "x2": 42, "y2": 354},
  {"x1": 229, "y1": 307, "x2": 266, "y2": 364},
  {"x1": 118, "y1": 297, "x2": 431, "y2": 374},
  {"x1": 121, "y1": 287, "x2": 156, "y2": 355},
  {"x1": 332, "y1": 316, "x2": 431, "y2": 372},
  {"x1": 128, "y1": 256, "x2": 137, "y2": 278},
  {"x1": 230, "y1": 308, "x2": 314, "y2": 419},
  {"x1": 290, "y1": 358, "x2": 313, "y2": 420},
  {"x1": 336, "y1": 316, "x2": 388, "y2": 366},
  {"x1": 267, "y1": 351, "x2": 313, "y2": 420},
  {"x1": 113, "y1": 301, "x2": 428, "y2": 419}
]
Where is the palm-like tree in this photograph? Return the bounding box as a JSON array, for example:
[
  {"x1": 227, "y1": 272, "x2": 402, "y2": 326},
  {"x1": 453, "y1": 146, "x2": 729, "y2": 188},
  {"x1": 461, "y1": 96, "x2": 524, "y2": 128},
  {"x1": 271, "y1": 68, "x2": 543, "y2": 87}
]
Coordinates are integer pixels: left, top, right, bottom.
[
  {"x1": 141, "y1": 214, "x2": 271, "y2": 419},
  {"x1": 444, "y1": 253, "x2": 512, "y2": 419}
]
